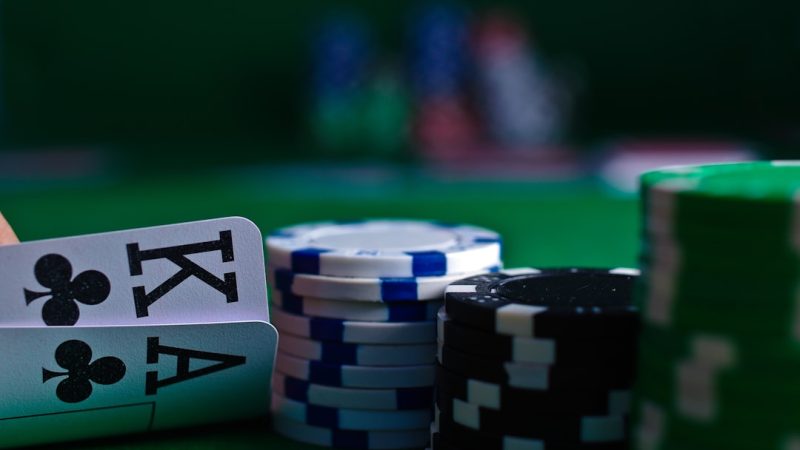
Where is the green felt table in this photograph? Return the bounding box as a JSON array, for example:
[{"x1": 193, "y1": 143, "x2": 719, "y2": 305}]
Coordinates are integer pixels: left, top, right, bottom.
[{"x1": 0, "y1": 165, "x2": 639, "y2": 449}]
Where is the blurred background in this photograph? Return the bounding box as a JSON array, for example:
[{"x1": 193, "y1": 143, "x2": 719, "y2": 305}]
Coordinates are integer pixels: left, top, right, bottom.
[
  {"x1": 0, "y1": 0, "x2": 798, "y2": 266},
  {"x1": 2, "y1": 1, "x2": 798, "y2": 173}
]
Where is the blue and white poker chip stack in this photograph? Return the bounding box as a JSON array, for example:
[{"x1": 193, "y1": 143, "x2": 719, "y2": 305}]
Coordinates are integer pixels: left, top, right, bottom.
[{"x1": 265, "y1": 220, "x2": 503, "y2": 449}]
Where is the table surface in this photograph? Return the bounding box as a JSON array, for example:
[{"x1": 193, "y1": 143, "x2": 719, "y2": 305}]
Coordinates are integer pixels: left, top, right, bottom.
[{"x1": 0, "y1": 165, "x2": 639, "y2": 449}]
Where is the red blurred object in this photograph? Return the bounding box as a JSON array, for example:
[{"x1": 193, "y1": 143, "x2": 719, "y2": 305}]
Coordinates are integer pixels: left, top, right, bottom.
[
  {"x1": 472, "y1": 11, "x2": 529, "y2": 58},
  {"x1": 421, "y1": 140, "x2": 582, "y2": 181},
  {"x1": 415, "y1": 96, "x2": 480, "y2": 158}
]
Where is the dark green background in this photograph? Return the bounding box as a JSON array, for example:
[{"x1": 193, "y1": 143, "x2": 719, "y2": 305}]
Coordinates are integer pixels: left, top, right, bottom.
[{"x1": 2, "y1": 0, "x2": 799, "y2": 163}]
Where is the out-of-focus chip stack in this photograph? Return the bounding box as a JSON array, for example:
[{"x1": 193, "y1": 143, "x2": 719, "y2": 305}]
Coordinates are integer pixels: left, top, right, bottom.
[
  {"x1": 310, "y1": 14, "x2": 370, "y2": 155},
  {"x1": 433, "y1": 268, "x2": 640, "y2": 450},
  {"x1": 473, "y1": 13, "x2": 566, "y2": 149},
  {"x1": 265, "y1": 220, "x2": 502, "y2": 449},
  {"x1": 635, "y1": 161, "x2": 800, "y2": 449},
  {"x1": 409, "y1": 4, "x2": 478, "y2": 157}
]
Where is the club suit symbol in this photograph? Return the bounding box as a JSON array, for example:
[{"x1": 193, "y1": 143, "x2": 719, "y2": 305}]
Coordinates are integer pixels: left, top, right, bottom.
[
  {"x1": 43, "y1": 340, "x2": 126, "y2": 403},
  {"x1": 24, "y1": 254, "x2": 111, "y2": 326}
]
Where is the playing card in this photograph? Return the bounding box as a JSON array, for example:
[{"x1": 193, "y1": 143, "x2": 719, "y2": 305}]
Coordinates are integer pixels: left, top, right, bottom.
[
  {"x1": 0, "y1": 321, "x2": 277, "y2": 448},
  {"x1": 0, "y1": 217, "x2": 269, "y2": 326}
]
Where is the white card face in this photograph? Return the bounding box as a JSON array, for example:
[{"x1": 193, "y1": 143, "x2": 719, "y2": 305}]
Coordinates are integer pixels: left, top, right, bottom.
[
  {"x1": 0, "y1": 217, "x2": 268, "y2": 326},
  {"x1": 0, "y1": 321, "x2": 277, "y2": 448}
]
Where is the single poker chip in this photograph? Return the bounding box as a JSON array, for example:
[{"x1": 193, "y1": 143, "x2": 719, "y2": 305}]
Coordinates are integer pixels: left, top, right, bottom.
[
  {"x1": 639, "y1": 323, "x2": 800, "y2": 372},
  {"x1": 278, "y1": 333, "x2": 436, "y2": 367},
  {"x1": 272, "y1": 307, "x2": 436, "y2": 344},
  {"x1": 638, "y1": 256, "x2": 798, "y2": 308},
  {"x1": 437, "y1": 309, "x2": 636, "y2": 364},
  {"x1": 276, "y1": 351, "x2": 435, "y2": 388},
  {"x1": 437, "y1": 344, "x2": 634, "y2": 391},
  {"x1": 436, "y1": 391, "x2": 627, "y2": 442},
  {"x1": 272, "y1": 393, "x2": 432, "y2": 431},
  {"x1": 444, "y1": 267, "x2": 640, "y2": 338},
  {"x1": 435, "y1": 365, "x2": 631, "y2": 415},
  {"x1": 641, "y1": 161, "x2": 800, "y2": 228},
  {"x1": 271, "y1": 289, "x2": 442, "y2": 322},
  {"x1": 273, "y1": 371, "x2": 433, "y2": 411},
  {"x1": 433, "y1": 407, "x2": 630, "y2": 450},
  {"x1": 643, "y1": 295, "x2": 798, "y2": 338},
  {"x1": 640, "y1": 237, "x2": 799, "y2": 281},
  {"x1": 643, "y1": 215, "x2": 796, "y2": 259},
  {"x1": 272, "y1": 415, "x2": 430, "y2": 449},
  {"x1": 266, "y1": 220, "x2": 502, "y2": 277},
  {"x1": 635, "y1": 270, "x2": 800, "y2": 338},
  {"x1": 271, "y1": 266, "x2": 501, "y2": 302}
]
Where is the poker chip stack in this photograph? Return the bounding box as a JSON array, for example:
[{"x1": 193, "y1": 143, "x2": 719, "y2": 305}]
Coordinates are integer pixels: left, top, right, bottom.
[
  {"x1": 409, "y1": 4, "x2": 479, "y2": 157},
  {"x1": 433, "y1": 268, "x2": 641, "y2": 450},
  {"x1": 310, "y1": 14, "x2": 371, "y2": 155},
  {"x1": 265, "y1": 220, "x2": 503, "y2": 449},
  {"x1": 634, "y1": 161, "x2": 800, "y2": 450}
]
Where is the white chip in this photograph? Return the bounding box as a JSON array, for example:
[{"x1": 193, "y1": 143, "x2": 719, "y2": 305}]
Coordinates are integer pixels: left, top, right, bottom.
[
  {"x1": 278, "y1": 333, "x2": 436, "y2": 366},
  {"x1": 276, "y1": 351, "x2": 435, "y2": 389},
  {"x1": 271, "y1": 307, "x2": 436, "y2": 344},
  {"x1": 270, "y1": 265, "x2": 499, "y2": 302},
  {"x1": 271, "y1": 393, "x2": 432, "y2": 431},
  {"x1": 272, "y1": 371, "x2": 432, "y2": 411},
  {"x1": 271, "y1": 289, "x2": 441, "y2": 322},
  {"x1": 267, "y1": 220, "x2": 502, "y2": 278}
]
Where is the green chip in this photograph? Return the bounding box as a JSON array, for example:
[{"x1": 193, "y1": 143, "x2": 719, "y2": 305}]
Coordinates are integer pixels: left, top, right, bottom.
[
  {"x1": 641, "y1": 161, "x2": 800, "y2": 232},
  {"x1": 636, "y1": 276, "x2": 799, "y2": 338},
  {"x1": 642, "y1": 223, "x2": 798, "y2": 260},
  {"x1": 639, "y1": 240, "x2": 799, "y2": 278},
  {"x1": 638, "y1": 262, "x2": 798, "y2": 305},
  {"x1": 639, "y1": 324, "x2": 800, "y2": 370},
  {"x1": 642, "y1": 161, "x2": 800, "y2": 201}
]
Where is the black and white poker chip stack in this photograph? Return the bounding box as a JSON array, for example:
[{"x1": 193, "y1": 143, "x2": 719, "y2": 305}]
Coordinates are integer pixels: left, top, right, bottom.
[
  {"x1": 433, "y1": 268, "x2": 641, "y2": 450},
  {"x1": 264, "y1": 220, "x2": 503, "y2": 449}
]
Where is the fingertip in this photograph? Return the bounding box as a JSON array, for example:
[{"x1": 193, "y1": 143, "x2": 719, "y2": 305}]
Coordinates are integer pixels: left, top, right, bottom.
[{"x1": 0, "y1": 212, "x2": 19, "y2": 245}]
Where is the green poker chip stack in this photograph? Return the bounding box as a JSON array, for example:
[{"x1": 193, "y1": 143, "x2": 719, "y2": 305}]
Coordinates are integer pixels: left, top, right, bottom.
[{"x1": 633, "y1": 161, "x2": 800, "y2": 450}]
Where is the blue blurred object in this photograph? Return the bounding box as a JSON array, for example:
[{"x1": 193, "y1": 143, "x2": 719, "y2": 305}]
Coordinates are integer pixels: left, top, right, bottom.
[
  {"x1": 312, "y1": 13, "x2": 371, "y2": 98},
  {"x1": 408, "y1": 3, "x2": 480, "y2": 157},
  {"x1": 408, "y1": 4, "x2": 470, "y2": 99},
  {"x1": 310, "y1": 13, "x2": 372, "y2": 153}
]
